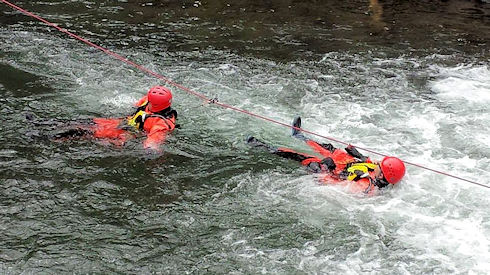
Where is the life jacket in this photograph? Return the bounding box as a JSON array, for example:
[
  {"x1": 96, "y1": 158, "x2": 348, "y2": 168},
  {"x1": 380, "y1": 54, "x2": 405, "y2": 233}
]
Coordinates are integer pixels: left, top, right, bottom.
[
  {"x1": 305, "y1": 140, "x2": 359, "y2": 173},
  {"x1": 343, "y1": 162, "x2": 378, "y2": 181},
  {"x1": 126, "y1": 99, "x2": 177, "y2": 131},
  {"x1": 315, "y1": 162, "x2": 381, "y2": 194},
  {"x1": 278, "y1": 140, "x2": 385, "y2": 194}
]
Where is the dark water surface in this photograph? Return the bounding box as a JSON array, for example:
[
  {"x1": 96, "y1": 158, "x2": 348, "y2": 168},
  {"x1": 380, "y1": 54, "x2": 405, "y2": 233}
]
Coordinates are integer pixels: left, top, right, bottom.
[{"x1": 1, "y1": 0, "x2": 490, "y2": 274}]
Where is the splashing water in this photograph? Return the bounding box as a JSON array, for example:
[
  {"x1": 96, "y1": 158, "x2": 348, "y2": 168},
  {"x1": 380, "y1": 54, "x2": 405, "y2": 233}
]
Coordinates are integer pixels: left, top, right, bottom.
[{"x1": 1, "y1": 1, "x2": 490, "y2": 273}]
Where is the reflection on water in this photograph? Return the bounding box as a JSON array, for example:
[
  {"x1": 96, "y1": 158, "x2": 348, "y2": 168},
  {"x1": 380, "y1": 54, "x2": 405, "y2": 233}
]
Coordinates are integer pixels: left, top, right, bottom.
[
  {"x1": 369, "y1": 0, "x2": 387, "y2": 34},
  {"x1": 1, "y1": 0, "x2": 489, "y2": 60}
]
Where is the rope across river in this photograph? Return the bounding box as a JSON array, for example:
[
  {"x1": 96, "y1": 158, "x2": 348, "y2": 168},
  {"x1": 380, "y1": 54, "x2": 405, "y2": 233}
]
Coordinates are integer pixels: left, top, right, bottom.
[{"x1": 2, "y1": 0, "x2": 487, "y2": 189}]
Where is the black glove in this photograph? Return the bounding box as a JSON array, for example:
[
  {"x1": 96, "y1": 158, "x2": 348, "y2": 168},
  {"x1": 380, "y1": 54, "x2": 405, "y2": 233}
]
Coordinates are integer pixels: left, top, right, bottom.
[
  {"x1": 306, "y1": 162, "x2": 322, "y2": 173},
  {"x1": 320, "y1": 157, "x2": 336, "y2": 171},
  {"x1": 345, "y1": 145, "x2": 368, "y2": 161}
]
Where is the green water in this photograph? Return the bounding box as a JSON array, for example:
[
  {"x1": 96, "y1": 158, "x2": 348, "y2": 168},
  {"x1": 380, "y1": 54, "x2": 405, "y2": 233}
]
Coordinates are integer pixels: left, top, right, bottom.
[{"x1": 1, "y1": 0, "x2": 490, "y2": 274}]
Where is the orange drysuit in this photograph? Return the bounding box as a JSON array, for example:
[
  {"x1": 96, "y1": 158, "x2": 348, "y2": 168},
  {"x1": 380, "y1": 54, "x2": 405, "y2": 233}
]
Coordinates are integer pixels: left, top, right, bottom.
[
  {"x1": 91, "y1": 95, "x2": 177, "y2": 150},
  {"x1": 248, "y1": 137, "x2": 381, "y2": 195}
]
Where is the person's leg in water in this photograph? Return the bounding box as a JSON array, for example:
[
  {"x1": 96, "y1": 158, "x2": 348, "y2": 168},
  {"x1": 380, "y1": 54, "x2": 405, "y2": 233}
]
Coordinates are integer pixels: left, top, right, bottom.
[
  {"x1": 247, "y1": 135, "x2": 330, "y2": 173},
  {"x1": 52, "y1": 118, "x2": 132, "y2": 146},
  {"x1": 291, "y1": 116, "x2": 337, "y2": 155},
  {"x1": 25, "y1": 113, "x2": 92, "y2": 140},
  {"x1": 246, "y1": 136, "x2": 319, "y2": 163},
  {"x1": 53, "y1": 127, "x2": 93, "y2": 140},
  {"x1": 291, "y1": 116, "x2": 359, "y2": 173},
  {"x1": 26, "y1": 113, "x2": 131, "y2": 146}
]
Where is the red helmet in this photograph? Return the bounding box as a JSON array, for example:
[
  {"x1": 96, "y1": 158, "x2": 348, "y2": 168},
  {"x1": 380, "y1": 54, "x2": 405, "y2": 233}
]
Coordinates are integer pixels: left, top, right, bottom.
[
  {"x1": 147, "y1": 86, "x2": 172, "y2": 112},
  {"x1": 380, "y1": 156, "x2": 405, "y2": 184}
]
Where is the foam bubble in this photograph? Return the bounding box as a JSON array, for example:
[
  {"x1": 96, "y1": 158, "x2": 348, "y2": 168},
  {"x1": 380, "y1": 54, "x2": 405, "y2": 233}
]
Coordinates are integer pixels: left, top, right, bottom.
[{"x1": 431, "y1": 65, "x2": 490, "y2": 102}]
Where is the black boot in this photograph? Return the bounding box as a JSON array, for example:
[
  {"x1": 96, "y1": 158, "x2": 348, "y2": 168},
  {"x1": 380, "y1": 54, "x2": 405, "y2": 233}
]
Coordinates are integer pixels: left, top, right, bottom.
[
  {"x1": 53, "y1": 128, "x2": 92, "y2": 139},
  {"x1": 246, "y1": 136, "x2": 278, "y2": 153},
  {"x1": 291, "y1": 116, "x2": 306, "y2": 141}
]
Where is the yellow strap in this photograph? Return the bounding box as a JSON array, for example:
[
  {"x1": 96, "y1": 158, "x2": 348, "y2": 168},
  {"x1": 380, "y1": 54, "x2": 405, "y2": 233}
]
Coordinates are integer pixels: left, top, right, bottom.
[
  {"x1": 138, "y1": 99, "x2": 148, "y2": 107},
  {"x1": 127, "y1": 110, "x2": 146, "y2": 129},
  {"x1": 346, "y1": 163, "x2": 378, "y2": 181},
  {"x1": 347, "y1": 162, "x2": 378, "y2": 172}
]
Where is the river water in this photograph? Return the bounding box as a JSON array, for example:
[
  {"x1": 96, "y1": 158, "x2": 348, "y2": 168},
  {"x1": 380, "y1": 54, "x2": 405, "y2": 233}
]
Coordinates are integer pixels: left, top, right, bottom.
[{"x1": 1, "y1": 0, "x2": 490, "y2": 274}]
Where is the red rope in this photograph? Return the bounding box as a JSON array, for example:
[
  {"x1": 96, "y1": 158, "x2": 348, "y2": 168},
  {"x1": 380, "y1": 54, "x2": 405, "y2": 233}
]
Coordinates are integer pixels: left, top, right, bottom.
[{"x1": 2, "y1": 0, "x2": 487, "y2": 189}]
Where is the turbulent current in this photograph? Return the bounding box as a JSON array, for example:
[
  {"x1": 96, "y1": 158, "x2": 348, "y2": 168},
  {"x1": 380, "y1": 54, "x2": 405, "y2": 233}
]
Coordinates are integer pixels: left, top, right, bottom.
[{"x1": 1, "y1": 1, "x2": 489, "y2": 274}]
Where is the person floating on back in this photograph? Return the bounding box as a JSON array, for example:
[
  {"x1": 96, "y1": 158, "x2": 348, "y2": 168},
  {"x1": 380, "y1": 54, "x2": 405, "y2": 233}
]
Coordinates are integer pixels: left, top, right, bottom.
[
  {"x1": 247, "y1": 116, "x2": 405, "y2": 194},
  {"x1": 53, "y1": 85, "x2": 178, "y2": 151}
]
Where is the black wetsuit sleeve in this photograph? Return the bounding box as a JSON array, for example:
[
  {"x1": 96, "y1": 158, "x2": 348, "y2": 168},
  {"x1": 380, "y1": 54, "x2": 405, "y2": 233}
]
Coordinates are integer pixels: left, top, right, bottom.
[
  {"x1": 345, "y1": 145, "x2": 368, "y2": 161},
  {"x1": 274, "y1": 150, "x2": 311, "y2": 162}
]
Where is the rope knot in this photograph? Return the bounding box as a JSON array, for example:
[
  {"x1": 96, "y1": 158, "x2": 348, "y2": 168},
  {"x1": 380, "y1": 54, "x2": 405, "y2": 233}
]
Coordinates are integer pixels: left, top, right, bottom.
[{"x1": 208, "y1": 97, "x2": 219, "y2": 104}]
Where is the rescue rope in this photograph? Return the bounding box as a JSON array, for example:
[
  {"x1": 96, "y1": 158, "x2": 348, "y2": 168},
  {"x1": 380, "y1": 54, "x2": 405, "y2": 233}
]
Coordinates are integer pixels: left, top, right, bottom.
[{"x1": 2, "y1": 0, "x2": 487, "y2": 189}]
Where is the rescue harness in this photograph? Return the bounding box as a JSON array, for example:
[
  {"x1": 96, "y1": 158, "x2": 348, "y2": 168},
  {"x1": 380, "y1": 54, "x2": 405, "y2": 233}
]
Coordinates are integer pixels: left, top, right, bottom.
[
  {"x1": 126, "y1": 100, "x2": 178, "y2": 131},
  {"x1": 339, "y1": 162, "x2": 390, "y2": 192}
]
